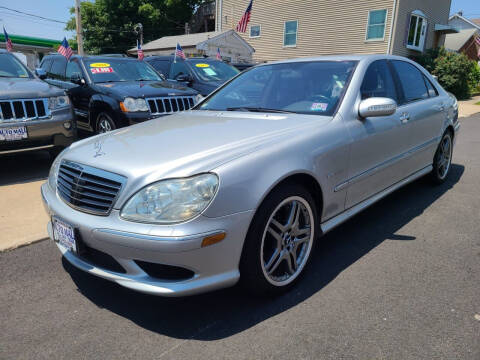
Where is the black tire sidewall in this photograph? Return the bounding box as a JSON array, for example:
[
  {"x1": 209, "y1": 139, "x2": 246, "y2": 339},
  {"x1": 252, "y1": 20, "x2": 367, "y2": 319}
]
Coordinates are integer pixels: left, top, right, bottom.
[
  {"x1": 431, "y1": 131, "x2": 453, "y2": 184},
  {"x1": 239, "y1": 184, "x2": 319, "y2": 296},
  {"x1": 95, "y1": 111, "x2": 117, "y2": 134}
]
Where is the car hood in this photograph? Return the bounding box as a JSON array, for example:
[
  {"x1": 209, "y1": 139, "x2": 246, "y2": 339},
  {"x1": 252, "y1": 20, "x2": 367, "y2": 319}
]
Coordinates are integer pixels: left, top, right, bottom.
[
  {"x1": 64, "y1": 111, "x2": 330, "y2": 185},
  {"x1": 0, "y1": 77, "x2": 64, "y2": 99},
  {"x1": 95, "y1": 80, "x2": 197, "y2": 98}
]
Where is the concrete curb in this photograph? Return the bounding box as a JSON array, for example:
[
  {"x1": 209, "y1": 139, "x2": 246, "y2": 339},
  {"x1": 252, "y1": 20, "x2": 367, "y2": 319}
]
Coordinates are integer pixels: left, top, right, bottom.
[{"x1": 1, "y1": 237, "x2": 49, "y2": 253}]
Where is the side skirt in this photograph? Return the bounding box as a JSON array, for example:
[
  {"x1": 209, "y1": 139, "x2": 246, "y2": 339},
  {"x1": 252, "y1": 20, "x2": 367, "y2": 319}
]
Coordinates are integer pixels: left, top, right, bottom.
[{"x1": 320, "y1": 165, "x2": 433, "y2": 234}]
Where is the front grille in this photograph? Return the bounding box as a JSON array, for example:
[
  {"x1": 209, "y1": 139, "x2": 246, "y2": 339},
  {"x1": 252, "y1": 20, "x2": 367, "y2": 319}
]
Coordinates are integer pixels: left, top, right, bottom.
[
  {"x1": 57, "y1": 160, "x2": 126, "y2": 216},
  {"x1": 147, "y1": 96, "x2": 195, "y2": 115},
  {"x1": 0, "y1": 98, "x2": 49, "y2": 122}
]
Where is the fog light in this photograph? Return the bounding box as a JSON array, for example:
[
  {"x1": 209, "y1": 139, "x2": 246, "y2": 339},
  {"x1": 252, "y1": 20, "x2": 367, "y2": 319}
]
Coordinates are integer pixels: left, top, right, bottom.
[
  {"x1": 63, "y1": 122, "x2": 71, "y2": 129},
  {"x1": 201, "y1": 232, "x2": 226, "y2": 248}
]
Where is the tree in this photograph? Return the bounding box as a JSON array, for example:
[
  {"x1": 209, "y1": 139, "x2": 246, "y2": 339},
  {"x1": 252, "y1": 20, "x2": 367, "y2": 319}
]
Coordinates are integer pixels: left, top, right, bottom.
[{"x1": 65, "y1": 0, "x2": 203, "y2": 54}]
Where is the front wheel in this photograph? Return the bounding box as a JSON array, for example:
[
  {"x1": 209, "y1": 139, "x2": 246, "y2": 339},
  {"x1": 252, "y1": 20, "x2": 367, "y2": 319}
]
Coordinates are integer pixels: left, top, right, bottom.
[
  {"x1": 95, "y1": 112, "x2": 116, "y2": 134},
  {"x1": 431, "y1": 131, "x2": 453, "y2": 184},
  {"x1": 240, "y1": 184, "x2": 318, "y2": 296}
]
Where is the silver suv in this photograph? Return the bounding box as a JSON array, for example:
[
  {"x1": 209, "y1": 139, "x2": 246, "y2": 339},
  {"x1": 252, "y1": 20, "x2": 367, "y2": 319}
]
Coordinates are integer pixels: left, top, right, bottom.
[{"x1": 0, "y1": 50, "x2": 75, "y2": 156}]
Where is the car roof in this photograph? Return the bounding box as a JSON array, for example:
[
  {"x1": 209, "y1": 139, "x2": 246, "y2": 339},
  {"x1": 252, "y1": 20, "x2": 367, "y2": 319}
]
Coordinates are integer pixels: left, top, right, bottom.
[
  {"x1": 43, "y1": 54, "x2": 140, "y2": 62},
  {"x1": 263, "y1": 54, "x2": 416, "y2": 66},
  {"x1": 145, "y1": 55, "x2": 221, "y2": 62}
]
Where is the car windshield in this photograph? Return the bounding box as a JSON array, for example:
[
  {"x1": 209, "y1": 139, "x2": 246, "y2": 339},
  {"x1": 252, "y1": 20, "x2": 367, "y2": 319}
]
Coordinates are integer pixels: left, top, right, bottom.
[
  {"x1": 84, "y1": 59, "x2": 162, "y2": 83},
  {"x1": 189, "y1": 59, "x2": 240, "y2": 83},
  {"x1": 199, "y1": 61, "x2": 357, "y2": 116},
  {"x1": 0, "y1": 54, "x2": 31, "y2": 78}
]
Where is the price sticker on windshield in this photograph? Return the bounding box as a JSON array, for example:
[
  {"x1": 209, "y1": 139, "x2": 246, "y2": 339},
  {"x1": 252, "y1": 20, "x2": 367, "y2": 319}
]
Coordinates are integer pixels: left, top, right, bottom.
[
  {"x1": 311, "y1": 102, "x2": 328, "y2": 111},
  {"x1": 91, "y1": 67, "x2": 114, "y2": 74},
  {"x1": 195, "y1": 63, "x2": 210, "y2": 68},
  {"x1": 90, "y1": 62, "x2": 111, "y2": 68}
]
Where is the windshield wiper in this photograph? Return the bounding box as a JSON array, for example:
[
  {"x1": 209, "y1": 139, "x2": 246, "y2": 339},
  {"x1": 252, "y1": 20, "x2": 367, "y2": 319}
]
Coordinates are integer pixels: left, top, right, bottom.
[
  {"x1": 135, "y1": 78, "x2": 153, "y2": 81},
  {"x1": 226, "y1": 107, "x2": 297, "y2": 114}
]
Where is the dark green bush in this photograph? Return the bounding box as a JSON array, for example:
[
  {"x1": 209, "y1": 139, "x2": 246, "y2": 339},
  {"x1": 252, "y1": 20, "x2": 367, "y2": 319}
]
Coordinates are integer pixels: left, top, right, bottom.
[{"x1": 413, "y1": 47, "x2": 480, "y2": 100}]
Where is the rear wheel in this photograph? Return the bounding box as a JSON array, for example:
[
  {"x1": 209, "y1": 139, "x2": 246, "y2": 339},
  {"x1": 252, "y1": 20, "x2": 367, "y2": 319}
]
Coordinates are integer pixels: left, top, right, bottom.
[
  {"x1": 95, "y1": 112, "x2": 116, "y2": 134},
  {"x1": 431, "y1": 131, "x2": 453, "y2": 184},
  {"x1": 240, "y1": 184, "x2": 318, "y2": 296}
]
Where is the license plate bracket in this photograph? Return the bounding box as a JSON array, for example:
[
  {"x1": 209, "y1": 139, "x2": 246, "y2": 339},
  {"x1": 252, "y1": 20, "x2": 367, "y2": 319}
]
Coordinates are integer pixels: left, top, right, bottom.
[
  {"x1": 52, "y1": 217, "x2": 76, "y2": 252},
  {"x1": 0, "y1": 126, "x2": 28, "y2": 141}
]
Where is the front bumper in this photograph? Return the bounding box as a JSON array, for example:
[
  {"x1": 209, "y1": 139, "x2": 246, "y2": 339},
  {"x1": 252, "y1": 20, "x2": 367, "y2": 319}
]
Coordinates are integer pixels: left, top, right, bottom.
[
  {"x1": 41, "y1": 182, "x2": 253, "y2": 296},
  {"x1": 0, "y1": 109, "x2": 76, "y2": 154}
]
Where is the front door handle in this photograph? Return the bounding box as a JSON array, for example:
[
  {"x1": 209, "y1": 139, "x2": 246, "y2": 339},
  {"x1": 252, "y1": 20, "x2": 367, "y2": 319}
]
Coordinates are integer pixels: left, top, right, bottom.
[{"x1": 399, "y1": 112, "x2": 410, "y2": 124}]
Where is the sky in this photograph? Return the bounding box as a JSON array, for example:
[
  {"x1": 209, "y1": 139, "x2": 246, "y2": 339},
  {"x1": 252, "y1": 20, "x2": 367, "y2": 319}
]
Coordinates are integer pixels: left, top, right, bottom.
[{"x1": 0, "y1": 0, "x2": 479, "y2": 40}]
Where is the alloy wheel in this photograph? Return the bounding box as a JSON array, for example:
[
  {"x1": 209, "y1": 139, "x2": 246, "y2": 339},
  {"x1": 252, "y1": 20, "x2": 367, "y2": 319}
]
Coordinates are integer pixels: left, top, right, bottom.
[
  {"x1": 97, "y1": 114, "x2": 115, "y2": 134},
  {"x1": 437, "y1": 134, "x2": 452, "y2": 180},
  {"x1": 260, "y1": 196, "x2": 314, "y2": 286}
]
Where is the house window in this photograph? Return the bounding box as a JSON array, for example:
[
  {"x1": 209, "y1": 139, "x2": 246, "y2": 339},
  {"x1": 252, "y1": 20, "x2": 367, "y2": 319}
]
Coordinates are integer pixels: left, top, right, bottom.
[
  {"x1": 407, "y1": 10, "x2": 428, "y2": 51},
  {"x1": 250, "y1": 25, "x2": 261, "y2": 38},
  {"x1": 366, "y1": 9, "x2": 387, "y2": 40},
  {"x1": 284, "y1": 20, "x2": 298, "y2": 47}
]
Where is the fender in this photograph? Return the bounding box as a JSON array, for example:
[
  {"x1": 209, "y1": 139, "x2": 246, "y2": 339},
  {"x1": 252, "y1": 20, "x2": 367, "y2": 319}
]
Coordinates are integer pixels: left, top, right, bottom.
[{"x1": 88, "y1": 94, "x2": 119, "y2": 124}]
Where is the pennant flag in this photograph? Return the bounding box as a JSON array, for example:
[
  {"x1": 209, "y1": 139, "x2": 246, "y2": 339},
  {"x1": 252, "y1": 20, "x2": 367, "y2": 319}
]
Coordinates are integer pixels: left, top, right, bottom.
[
  {"x1": 3, "y1": 27, "x2": 13, "y2": 52},
  {"x1": 216, "y1": 47, "x2": 222, "y2": 61},
  {"x1": 58, "y1": 37, "x2": 73, "y2": 60},
  {"x1": 137, "y1": 40, "x2": 144, "y2": 60},
  {"x1": 174, "y1": 43, "x2": 186, "y2": 62},
  {"x1": 236, "y1": 0, "x2": 253, "y2": 33}
]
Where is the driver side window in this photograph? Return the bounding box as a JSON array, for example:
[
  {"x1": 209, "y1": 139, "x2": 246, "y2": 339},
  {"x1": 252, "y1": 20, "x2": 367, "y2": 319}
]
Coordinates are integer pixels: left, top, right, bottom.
[
  {"x1": 361, "y1": 60, "x2": 397, "y2": 101},
  {"x1": 66, "y1": 61, "x2": 82, "y2": 82},
  {"x1": 170, "y1": 61, "x2": 189, "y2": 80}
]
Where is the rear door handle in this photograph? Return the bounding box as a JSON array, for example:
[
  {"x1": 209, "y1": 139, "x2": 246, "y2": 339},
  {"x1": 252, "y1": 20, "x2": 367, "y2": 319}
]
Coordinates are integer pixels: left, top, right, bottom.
[{"x1": 399, "y1": 112, "x2": 410, "y2": 124}]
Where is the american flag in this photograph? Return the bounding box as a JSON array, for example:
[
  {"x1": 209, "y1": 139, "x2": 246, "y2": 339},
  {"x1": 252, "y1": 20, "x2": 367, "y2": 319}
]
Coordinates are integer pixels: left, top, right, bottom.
[
  {"x1": 58, "y1": 37, "x2": 73, "y2": 60},
  {"x1": 3, "y1": 27, "x2": 12, "y2": 52},
  {"x1": 137, "y1": 40, "x2": 144, "y2": 60},
  {"x1": 175, "y1": 43, "x2": 186, "y2": 62},
  {"x1": 236, "y1": 0, "x2": 253, "y2": 33},
  {"x1": 216, "y1": 47, "x2": 221, "y2": 60}
]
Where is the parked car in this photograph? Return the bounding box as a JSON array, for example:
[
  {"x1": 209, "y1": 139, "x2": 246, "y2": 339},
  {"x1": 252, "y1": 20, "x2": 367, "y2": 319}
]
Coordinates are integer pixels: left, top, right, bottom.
[
  {"x1": 41, "y1": 54, "x2": 459, "y2": 297},
  {"x1": 38, "y1": 54, "x2": 200, "y2": 134},
  {"x1": 0, "y1": 50, "x2": 75, "y2": 156},
  {"x1": 145, "y1": 56, "x2": 240, "y2": 96}
]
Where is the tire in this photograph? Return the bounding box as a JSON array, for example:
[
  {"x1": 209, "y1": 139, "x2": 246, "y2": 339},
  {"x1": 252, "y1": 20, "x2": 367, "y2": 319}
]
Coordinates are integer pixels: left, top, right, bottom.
[
  {"x1": 239, "y1": 184, "x2": 318, "y2": 296},
  {"x1": 430, "y1": 131, "x2": 453, "y2": 184},
  {"x1": 95, "y1": 111, "x2": 117, "y2": 134}
]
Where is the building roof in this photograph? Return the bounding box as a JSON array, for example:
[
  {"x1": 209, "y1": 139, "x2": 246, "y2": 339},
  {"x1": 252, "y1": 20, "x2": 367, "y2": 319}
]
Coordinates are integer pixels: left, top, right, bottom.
[
  {"x1": 444, "y1": 28, "x2": 478, "y2": 51},
  {"x1": 130, "y1": 31, "x2": 228, "y2": 53},
  {"x1": 448, "y1": 13, "x2": 480, "y2": 30}
]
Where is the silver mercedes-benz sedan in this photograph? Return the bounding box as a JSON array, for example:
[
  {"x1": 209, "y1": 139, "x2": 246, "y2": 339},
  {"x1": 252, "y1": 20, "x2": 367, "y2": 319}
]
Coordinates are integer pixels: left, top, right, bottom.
[{"x1": 41, "y1": 54, "x2": 459, "y2": 297}]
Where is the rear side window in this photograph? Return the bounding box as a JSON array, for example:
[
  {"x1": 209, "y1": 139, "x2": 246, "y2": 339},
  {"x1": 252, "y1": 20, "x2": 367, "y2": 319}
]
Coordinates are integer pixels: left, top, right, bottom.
[
  {"x1": 50, "y1": 58, "x2": 67, "y2": 80},
  {"x1": 423, "y1": 76, "x2": 438, "y2": 97},
  {"x1": 150, "y1": 60, "x2": 171, "y2": 76},
  {"x1": 361, "y1": 60, "x2": 397, "y2": 101},
  {"x1": 391, "y1": 60, "x2": 428, "y2": 104}
]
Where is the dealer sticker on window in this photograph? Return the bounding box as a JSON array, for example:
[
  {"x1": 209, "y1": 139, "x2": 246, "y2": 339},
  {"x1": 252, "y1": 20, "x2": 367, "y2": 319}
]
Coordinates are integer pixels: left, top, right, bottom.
[
  {"x1": 195, "y1": 63, "x2": 210, "y2": 68},
  {"x1": 91, "y1": 67, "x2": 114, "y2": 74},
  {"x1": 311, "y1": 102, "x2": 328, "y2": 111},
  {"x1": 89, "y1": 62, "x2": 111, "y2": 68}
]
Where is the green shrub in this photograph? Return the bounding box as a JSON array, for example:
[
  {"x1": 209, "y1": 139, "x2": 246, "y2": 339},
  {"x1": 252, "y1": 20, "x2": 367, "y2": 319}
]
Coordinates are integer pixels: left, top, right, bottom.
[{"x1": 413, "y1": 47, "x2": 480, "y2": 100}]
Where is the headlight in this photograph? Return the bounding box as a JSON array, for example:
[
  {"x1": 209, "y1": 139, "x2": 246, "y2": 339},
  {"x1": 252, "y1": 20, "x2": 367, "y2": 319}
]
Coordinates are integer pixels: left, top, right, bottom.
[
  {"x1": 48, "y1": 95, "x2": 70, "y2": 109},
  {"x1": 48, "y1": 148, "x2": 68, "y2": 190},
  {"x1": 195, "y1": 94, "x2": 204, "y2": 105},
  {"x1": 120, "y1": 97, "x2": 149, "y2": 112},
  {"x1": 120, "y1": 173, "x2": 219, "y2": 224}
]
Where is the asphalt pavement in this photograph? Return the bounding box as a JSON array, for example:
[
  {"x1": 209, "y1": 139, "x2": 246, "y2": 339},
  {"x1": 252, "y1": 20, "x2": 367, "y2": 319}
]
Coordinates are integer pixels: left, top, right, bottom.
[{"x1": 1, "y1": 116, "x2": 479, "y2": 359}]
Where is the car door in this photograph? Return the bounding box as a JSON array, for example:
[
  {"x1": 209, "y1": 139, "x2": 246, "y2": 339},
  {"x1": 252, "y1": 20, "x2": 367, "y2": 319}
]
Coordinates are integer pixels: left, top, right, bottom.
[
  {"x1": 390, "y1": 60, "x2": 446, "y2": 173},
  {"x1": 344, "y1": 59, "x2": 412, "y2": 208},
  {"x1": 45, "y1": 57, "x2": 67, "y2": 88}
]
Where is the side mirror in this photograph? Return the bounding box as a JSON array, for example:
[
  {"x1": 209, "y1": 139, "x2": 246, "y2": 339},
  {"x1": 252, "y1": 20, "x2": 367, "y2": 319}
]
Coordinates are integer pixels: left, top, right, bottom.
[
  {"x1": 35, "y1": 68, "x2": 47, "y2": 80},
  {"x1": 70, "y1": 73, "x2": 85, "y2": 85},
  {"x1": 358, "y1": 97, "x2": 397, "y2": 118},
  {"x1": 175, "y1": 74, "x2": 193, "y2": 84}
]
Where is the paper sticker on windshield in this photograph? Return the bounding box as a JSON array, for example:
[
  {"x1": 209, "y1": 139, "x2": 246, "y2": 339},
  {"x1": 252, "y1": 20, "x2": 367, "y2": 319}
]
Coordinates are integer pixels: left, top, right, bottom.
[
  {"x1": 89, "y1": 62, "x2": 111, "y2": 68},
  {"x1": 203, "y1": 68, "x2": 217, "y2": 76},
  {"x1": 311, "y1": 102, "x2": 328, "y2": 111},
  {"x1": 195, "y1": 63, "x2": 210, "y2": 68},
  {"x1": 90, "y1": 67, "x2": 114, "y2": 74}
]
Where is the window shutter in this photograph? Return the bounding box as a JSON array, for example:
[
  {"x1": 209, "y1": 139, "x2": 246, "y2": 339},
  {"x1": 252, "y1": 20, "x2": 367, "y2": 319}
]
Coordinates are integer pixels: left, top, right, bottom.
[{"x1": 404, "y1": 12, "x2": 412, "y2": 47}]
